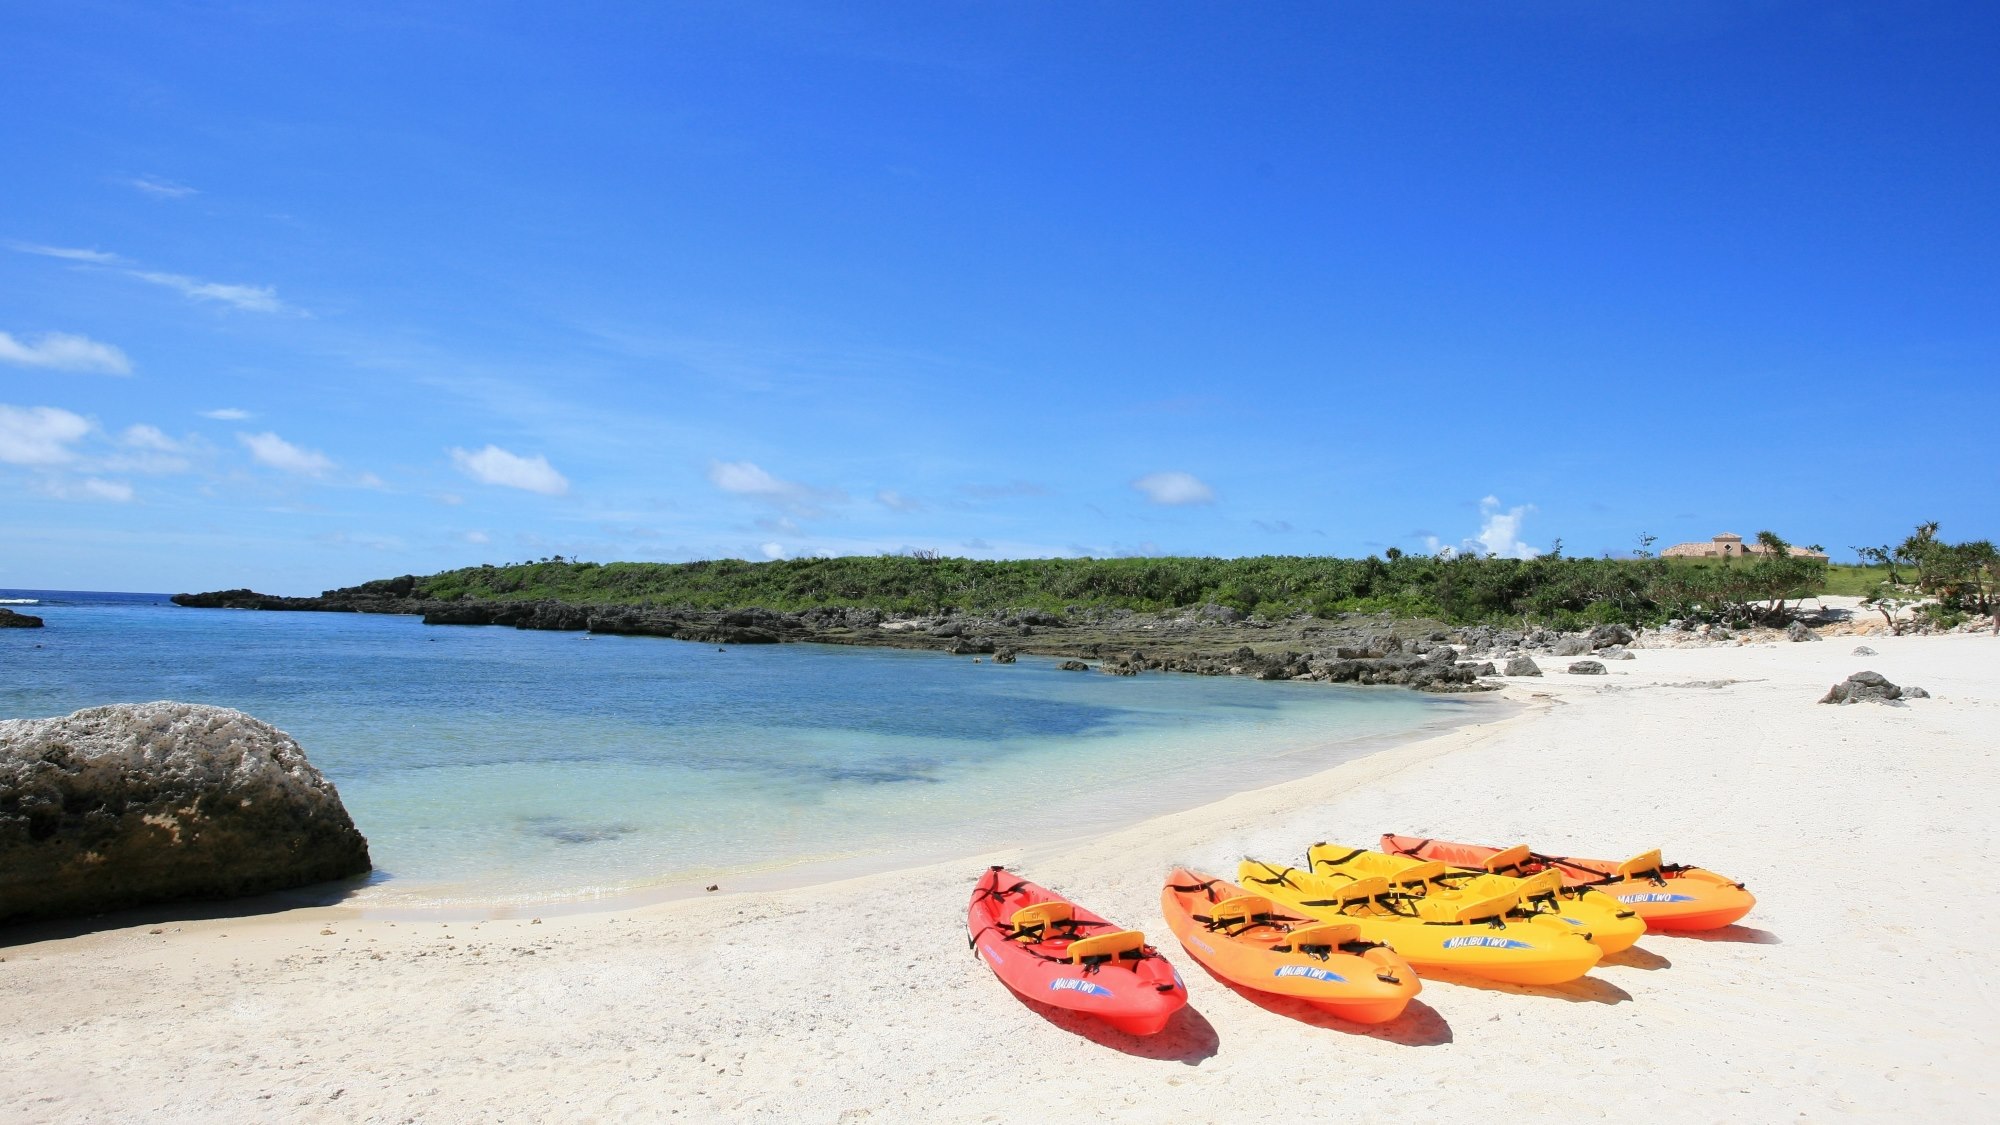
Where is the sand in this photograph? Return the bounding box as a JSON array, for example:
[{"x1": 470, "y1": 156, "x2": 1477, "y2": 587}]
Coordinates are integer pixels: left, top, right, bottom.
[{"x1": 4, "y1": 631, "x2": 1996, "y2": 1122}]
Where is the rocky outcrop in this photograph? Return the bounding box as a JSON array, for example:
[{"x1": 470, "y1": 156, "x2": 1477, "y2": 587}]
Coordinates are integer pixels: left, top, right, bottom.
[
  {"x1": 173, "y1": 587, "x2": 1513, "y2": 692},
  {"x1": 1504, "y1": 655, "x2": 1542, "y2": 677},
  {"x1": 0, "y1": 703, "x2": 370, "y2": 924},
  {"x1": 1818, "y1": 671, "x2": 1903, "y2": 705},
  {"x1": 0, "y1": 608, "x2": 43, "y2": 628},
  {"x1": 1587, "y1": 624, "x2": 1635, "y2": 650}
]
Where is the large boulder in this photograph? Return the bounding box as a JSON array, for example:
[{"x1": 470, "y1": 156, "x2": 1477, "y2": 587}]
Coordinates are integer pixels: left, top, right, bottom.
[
  {"x1": 1503, "y1": 655, "x2": 1543, "y2": 677},
  {"x1": 1786, "y1": 621, "x2": 1821, "y2": 643},
  {"x1": 0, "y1": 702, "x2": 370, "y2": 924},
  {"x1": 1818, "y1": 671, "x2": 1903, "y2": 705},
  {"x1": 1567, "y1": 660, "x2": 1607, "y2": 675},
  {"x1": 1552, "y1": 635, "x2": 1593, "y2": 657},
  {"x1": 1587, "y1": 624, "x2": 1635, "y2": 649}
]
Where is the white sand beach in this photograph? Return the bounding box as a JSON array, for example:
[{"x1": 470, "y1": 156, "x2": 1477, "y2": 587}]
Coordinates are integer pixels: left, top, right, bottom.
[{"x1": 3, "y1": 632, "x2": 1995, "y2": 1122}]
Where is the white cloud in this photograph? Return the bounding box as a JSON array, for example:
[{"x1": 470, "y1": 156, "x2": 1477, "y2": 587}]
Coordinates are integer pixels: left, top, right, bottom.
[
  {"x1": 876, "y1": 489, "x2": 925, "y2": 512},
  {"x1": 760, "y1": 541, "x2": 787, "y2": 559},
  {"x1": 130, "y1": 271, "x2": 287, "y2": 314},
  {"x1": 1472, "y1": 495, "x2": 1541, "y2": 559},
  {"x1": 450, "y1": 444, "x2": 569, "y2": 495},
  {"x1": 200, "y1": 407, "x2": 251, "y2": 420},
  {"x1": 708, "y1": 459, "x2": 840, "y2": 516},
  {"x1": 129, "y1": 176, "x2": 197, "y2": 198},
  {"x1": 434, "y1": 492, "x2": 464, "y2": 506},
  {"x1": 355, "y1": 472, "x2": 387, "y2": 489},
  {"x1": 0, "y1": 404, "x2": 92, "y2": 465},
  {"x1": 118, "y1": 424, "x2": 179, "y2": 451},
  {"x1": 1132, "y1": 471, "x2": 1216, "y2": 506},
  {"x1": 239, "y1": 431, "x2": 335, "y2": 476},
  {"x1": 11, "y1": 244, "x2": 123, "y2": 264},
  {"x1": 41, "y1": 477, "x2": 135, "y2": 503},
  {"x1": 461, "y1": 530, "x2": 491, "y2": 545},
  {"x1": 0, "y1": 331, "x2": 132, "y2": 375}
]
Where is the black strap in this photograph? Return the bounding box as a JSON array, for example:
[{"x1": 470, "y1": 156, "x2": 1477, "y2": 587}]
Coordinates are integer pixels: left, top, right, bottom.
[{"x1": 1311, "y1": 846, "x2": 1367, "y2": 870}]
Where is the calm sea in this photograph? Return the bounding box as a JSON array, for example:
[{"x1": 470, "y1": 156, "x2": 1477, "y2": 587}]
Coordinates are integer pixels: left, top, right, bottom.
[{"x1": 0, "y1": 590, "x2": 1487, "y2": 909}]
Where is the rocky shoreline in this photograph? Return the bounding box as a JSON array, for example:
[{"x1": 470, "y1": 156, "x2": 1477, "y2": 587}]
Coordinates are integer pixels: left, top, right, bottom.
[{"x1": 171, "y1": 581, "x2": 1667, "y2": 694}]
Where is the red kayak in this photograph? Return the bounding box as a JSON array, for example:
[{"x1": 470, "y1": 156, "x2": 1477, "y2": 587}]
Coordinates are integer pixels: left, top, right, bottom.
[{"x1": 967, "y1": 867, "x2": 1188, "y2": 1035}]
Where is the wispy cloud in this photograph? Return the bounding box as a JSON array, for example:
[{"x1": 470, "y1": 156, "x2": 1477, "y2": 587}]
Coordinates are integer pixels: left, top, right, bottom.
[
  {"x1": 200, "y1": 407, "x2": 252, "y2": 420},
  {"x1": 0, "y1": 330, "x2": 132, "y2": 375},
  {"x1": 708, "y1": 460, "x2": 842, "y2": 516},
  {"x1": 37, "y1": 476, "x2": 134, "y2": 503},
  {"x1": 1132, "y1": 471, "x2": 1216, "y2": 506},
  {"x1": 876, "y1": 489, "x2": 925, "y2": 512},
  {"x1": 128, "y1": 175, "x2": 197, "y2": 198},
  {"x1": 12, "y1": 243, "x2": 293, "y2": 314},
  {"x1": 11, "y1": 244, "x2": 123, "y2": 264},
  {"x1": 239, "y1": 431, "x2": 335, "y2": 476},
  {"x1": 129, "y1": 271, "x2": 286, "y2": 314},
  {"x1": 760, "y1": 541, "x2": 787, "y2": 559},
  {"x1": 118, "y1": 424, "x2": 180, "y2": 452},
  {"x1": 957, "y1": 480, "x2": 1049, "y2": 500},
  {"x1": 0, "y1": 404, "x2": 93, "y2": 465},
  {"x1": 450, "y1": 444, "x2": 570, "y2": 495}
]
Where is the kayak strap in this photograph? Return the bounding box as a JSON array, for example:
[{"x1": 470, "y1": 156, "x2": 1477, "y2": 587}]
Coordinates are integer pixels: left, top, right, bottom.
[
  {"x1": 1166, "y1": 877, "x2": 1224, "y2": 902},
  {"x1": 969, "y1": 874, "x2": 1032, "y2": 904},
  {"x1": 1271, "y1": 921, "x2": 1365, "y2": 961},
  {"x1": 1242, "y1": 859, "x2": 1301, "y2": 889},
  {"x1": 1194, "y1": 895, "x2": 1288, "y2": 937},
  {"x1": 1308, "y1": 844, "x2": 1367, "y2": 870}
]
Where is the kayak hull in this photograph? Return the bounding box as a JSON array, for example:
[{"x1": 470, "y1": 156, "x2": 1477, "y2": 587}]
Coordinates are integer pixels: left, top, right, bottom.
[
  {"x1": 1238, "y1": 859, "x2": 1603, "y2": 985},
  {"x1": 1161, "y1": 868, "x2": 1420, "y2": 1025},
  {"x1": 968, "y1": 867, "x2": 1187, "y2": 1036},
  {"x1": 1381, "y1": 835, "x2": 1756, "y2": 933},
  {"x1": 1305, "y1": 842, "x2": 1647, "y2": 956}
]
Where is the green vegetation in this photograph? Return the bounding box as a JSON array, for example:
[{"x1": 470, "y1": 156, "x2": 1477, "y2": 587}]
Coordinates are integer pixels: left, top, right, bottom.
[
  {"x1": 396, "y1": 527, "x2": 1849, "y2": 628},
  {"x1": 1854, "y1": 522, "x2": 1998, "y2": 632}
]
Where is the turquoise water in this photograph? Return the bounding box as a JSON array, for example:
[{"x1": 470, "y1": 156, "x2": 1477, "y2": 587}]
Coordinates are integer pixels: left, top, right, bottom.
[{"x1": 0, "y1": 590, "x2": 1486, "y2": 907}]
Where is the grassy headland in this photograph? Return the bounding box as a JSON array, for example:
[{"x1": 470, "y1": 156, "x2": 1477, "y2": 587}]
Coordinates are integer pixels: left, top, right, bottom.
[{"x1": 401, "y1": 537, "x2": 1838, "y2": 628}]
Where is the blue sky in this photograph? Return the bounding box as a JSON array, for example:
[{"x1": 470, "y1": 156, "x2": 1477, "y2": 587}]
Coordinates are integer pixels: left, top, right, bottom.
[{"x1": 4, "y1": 2, "x2": 1996, "y2": 594}]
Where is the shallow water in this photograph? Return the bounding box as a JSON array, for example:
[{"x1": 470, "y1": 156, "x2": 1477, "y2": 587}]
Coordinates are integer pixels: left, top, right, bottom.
[{"x1": 1, "y1": 590, "x2": 1489, "y2": 907}]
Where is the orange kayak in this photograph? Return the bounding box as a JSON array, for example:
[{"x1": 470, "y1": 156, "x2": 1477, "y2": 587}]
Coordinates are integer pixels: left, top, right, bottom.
[
  {"x1": 1380, "y1": 835, "x2": 1755, "y2": 932},
  {"x1": 968, "y1": 867, "x2": 1187, "y2": 1035},
  {"x1": 1160, "y1": 867, "x2": 1420, "y2": 1024}
]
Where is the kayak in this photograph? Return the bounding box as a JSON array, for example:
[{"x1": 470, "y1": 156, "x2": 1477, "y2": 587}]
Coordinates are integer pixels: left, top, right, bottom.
[
  {"x1": 967, "y1": 866, "x2": 1187, "y2": 1035},
  {"x1": 1161, "y1": 868, "x2": 1420, "y2": 1024},
  {"x1": 1307, "y1": 842, "x2": 1647, "y2": 954},
  {"x1": 1381, "y1": 835, "x2": 1756, "y2": 932},
  {"x1": 1236, "y1": 859, "x2": 1603, "y2": 985}
]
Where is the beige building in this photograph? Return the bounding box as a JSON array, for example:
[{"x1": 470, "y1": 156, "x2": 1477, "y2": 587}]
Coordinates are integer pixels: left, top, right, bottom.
[{"x1": 1661, "y1": 532, "x2": 1829, "y2": 560}]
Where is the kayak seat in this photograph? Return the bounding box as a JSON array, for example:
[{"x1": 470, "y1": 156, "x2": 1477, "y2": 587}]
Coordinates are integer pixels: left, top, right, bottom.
[
  {"x1": 1483, "y1": 844, "x2": 1534, "y2": 874},
  {"x1": 1512, "y1": 869, "x2": 1566, "y2": 902},
  {"x1": 1327, "y1": 876, "x2": 1394, "y2": 912},
  {"x1": 1067, "y1": 929, "x2": 1147, "y2": 966},
  {"x1": 1275, "y1": 920, "x2": 1361, "y2": 955},
  {"x1": 1009, "y1": 901, "x2": 1075, "y2": 941},
  {"x1": 1385, "y1": 861, "x2": 1450, "y2": 891},
  {"x1": 1417, "y1": 886, "x2": 1518, "y2": 924},
  {"x1": 1205, "y1": 895, "x2": 1281, "y2": 933},
  {"x1": 1616, "y1": 849, "x2": 1666, "y2": 880}
]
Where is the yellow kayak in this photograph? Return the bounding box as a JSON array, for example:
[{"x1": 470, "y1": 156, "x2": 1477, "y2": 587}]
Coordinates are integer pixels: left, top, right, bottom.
[
  {"x1": 1304, "y1": 843, "x2": 1647, "y2": 955},
  {"x1": 1237, "y1": 859, "x2": 1602, "y2": 985}
]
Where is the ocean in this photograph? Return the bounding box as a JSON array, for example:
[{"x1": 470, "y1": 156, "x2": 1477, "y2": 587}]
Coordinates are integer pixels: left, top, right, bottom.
[{"x1": 0, "y1": 590, "x2": 1488, "y2": 910}]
